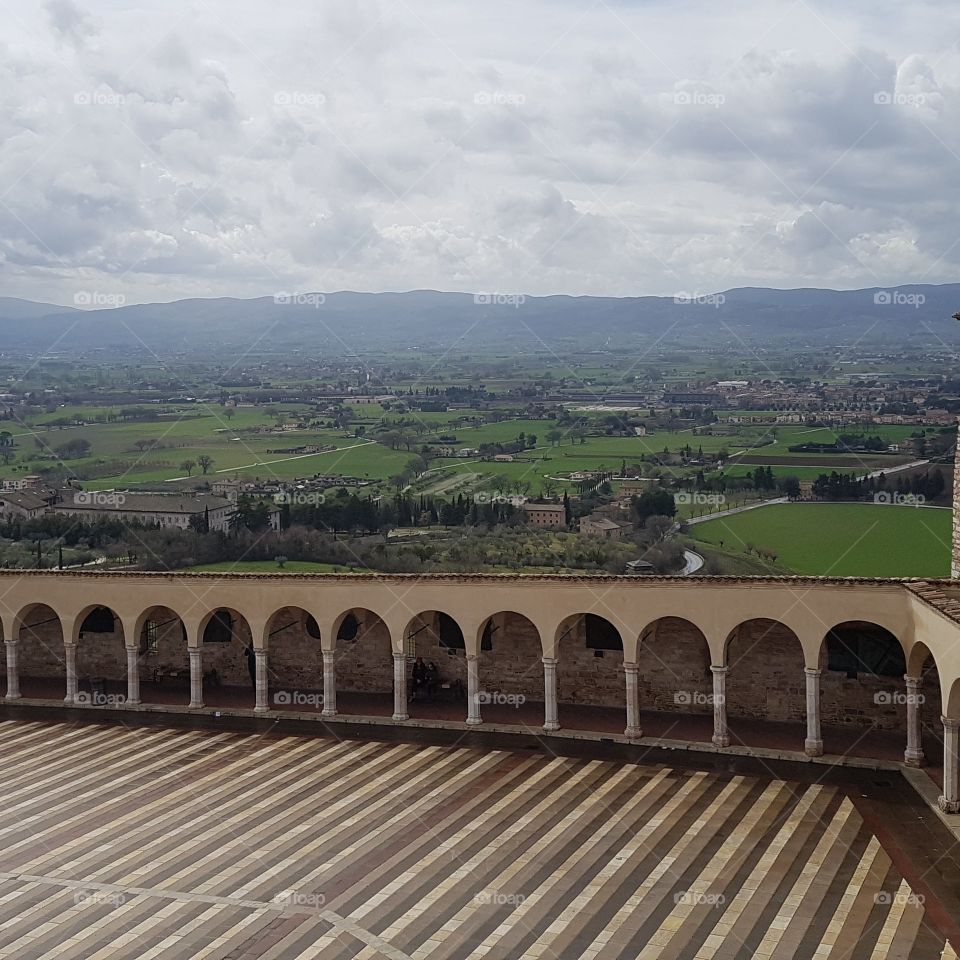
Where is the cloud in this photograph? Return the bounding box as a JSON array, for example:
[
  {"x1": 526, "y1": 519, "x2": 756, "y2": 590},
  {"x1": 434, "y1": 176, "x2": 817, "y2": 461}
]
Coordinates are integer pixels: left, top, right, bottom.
[{"x1": 3, "y1": 0, "x2": 960, "y2": 304}]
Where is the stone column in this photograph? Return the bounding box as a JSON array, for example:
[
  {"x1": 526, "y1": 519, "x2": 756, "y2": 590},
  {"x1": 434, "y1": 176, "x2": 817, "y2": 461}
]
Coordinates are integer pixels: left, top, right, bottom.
[
  {"x1": 711, "y1": 665, "x2": 729, "y2": 748},
  {"x1": 392, "y1": 652, "x2": 408, "y2": 721},
  {"x1": 624, "y1": 662, "x2": 641, "y2": 738},
  {"x1": 804, "y1": 667, "x2": 823, "y2": 757},
  {"x1": 466, "y1": 654, "x2": 482, "y2": 725},
  {"x1": 125, "y1": 647, "x2": 140, "y2": 706},
  {"x1": 188, "y1": 647, "x2": 203, "y2": 709},
  {"x1": 64, "y1": 642, "x2": 78, "y2": 704},
  {"x1": 939, "y1": 717, "x2": 959, "y2": 814},
  {"x1": 542, "y1": 657, "x2": 560, "y2": 731},
  {"x1": 4, "y1": 640, "x2": 20, "y2": 700},
  {"x1": 254, "y1": 649, "x2": 269, "y2": 713},
  {"x1": 904, "y1": 675, "x2": 924, "y2": 766},
  {"x1": 322, "y1": 650, "x2": 337, "y2": 717}
]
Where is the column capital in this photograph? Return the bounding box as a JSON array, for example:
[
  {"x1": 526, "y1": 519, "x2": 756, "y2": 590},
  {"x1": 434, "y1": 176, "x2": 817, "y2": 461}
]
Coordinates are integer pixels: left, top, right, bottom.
[
  {"x1": 466, "y1": 653, "x2": 478, "y2": 663},
  {"x1": 710, "y1": 664, "x2": 728, "y2": 675},
  {"x1": 623, "y1": 661, "x2": 639, "y2": 673},
  {"x1": 804, "y1": 666, "x2": 821, "y2": 678},
  {"x1": 3, "y1": 637, "x2": 17, "y2": 646},
  {"x1": 541, "y1": 656, "x2": 558, "y2": 667},
  {"x1": 942, "y1": 716, "x2": 960, "y2": 731},
  {"x1": 393, "y1": 650, "x2": 407, "y2": 661}
]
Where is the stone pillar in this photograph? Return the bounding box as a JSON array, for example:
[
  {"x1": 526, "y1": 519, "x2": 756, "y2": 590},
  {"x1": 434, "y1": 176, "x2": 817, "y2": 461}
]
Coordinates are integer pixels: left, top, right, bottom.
[
  {"x1": 254, "y1": 649, "x2": 269, "y2": 713},
  {"x1": 392, "y1": 652, "x2": 408, "y2": 721},
  {"x1": 904, "y1": 675, "x2": 924, "y2": 767},
  {"x1": 624, "y1": 661, "x2": 641, "y2": 738},
  {"x1": 188, "y1": 647, "x2": 203, "y2": 709},
  {"x1": 4, "y1": 640, "x2": 20, "y2": 700},
  {"x1": 711, "y1": 665, "x2": 729, "y2": 748},
  {"x1": 939, "y1": 717, "x2": 959, "y2": 814},
  {"x1": 542, "y1": 657, "x2": 560, "y2": 731},
  {"x1": 125, "y1": 646, "x2": 140, "y2": 706},
  {"x1": 466, "y1": 654, "x2": 482, "y2": 725},
  {"x1": 64, "y1": 642, "x2": 78, "y2": 704},
  {"x1": 804, "y1": 667, "x2": 823, "y2": 757},
  {"x1": 322, "y1": 650, "x2": 337, "y2": 717}
]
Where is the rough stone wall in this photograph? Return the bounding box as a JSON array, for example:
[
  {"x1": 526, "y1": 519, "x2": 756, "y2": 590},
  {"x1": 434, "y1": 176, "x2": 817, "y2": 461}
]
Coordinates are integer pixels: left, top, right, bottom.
[
  {"x1": 638, "y1": 617, "x2": 712, "y2": 714},
  {"x1": 405, "y1": 613, "x2": 467, "y2": 688},
  {"x1": 726, "y1": 620, "x2": 806, "y2": 722},
  {"x1": 333, "y1": 611, "x2": 392, "y2": 693},
  {"x1": 17, "y1": 606, "x2": 65, "y2": 679},
  {"x1": 202, "y1": 613, "x2": 253, "y2": 687},
  {"x1": 267, "y1": 607, "x2": 323, "y2": 690},
  {"x1": 76, "y1": 629, "x2": 126, "y2": 683},
  {"x1": 136, "y1": 608, "x2": 190, "y2": 690},
  {"x1": 557, "y1": 616, "x2": 624, "y2": 707},
  {"x1": 478, "y1": 613, "x2": 544, "y2": 702}
]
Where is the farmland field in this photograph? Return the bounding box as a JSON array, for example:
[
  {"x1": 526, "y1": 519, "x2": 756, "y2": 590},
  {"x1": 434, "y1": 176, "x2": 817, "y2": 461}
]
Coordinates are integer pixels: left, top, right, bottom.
[{"x1": 691, "y1": 502, "x2": 951, "y2": 577}]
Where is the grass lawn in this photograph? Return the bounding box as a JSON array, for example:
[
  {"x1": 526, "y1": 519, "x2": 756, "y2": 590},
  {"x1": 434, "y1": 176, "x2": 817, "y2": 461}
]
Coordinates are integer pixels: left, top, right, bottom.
[
  {"x1": 187, "y1": 560, "x2": 357, "y2": 573},
  {"x1": 690, "y1": 502, "x2": 950, "y2": 578}
]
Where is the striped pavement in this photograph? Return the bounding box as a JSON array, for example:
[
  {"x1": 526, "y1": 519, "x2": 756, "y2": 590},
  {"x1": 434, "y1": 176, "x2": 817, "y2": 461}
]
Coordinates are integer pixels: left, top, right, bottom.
[{"x1": 0, "y1": 719, "x2": 953, "y2": 959}]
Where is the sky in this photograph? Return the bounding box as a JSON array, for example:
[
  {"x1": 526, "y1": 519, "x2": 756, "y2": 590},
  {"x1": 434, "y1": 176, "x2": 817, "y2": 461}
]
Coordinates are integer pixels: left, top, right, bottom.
[{"x1": 2, "y1": 0, "x2": 960, "y2": 306}]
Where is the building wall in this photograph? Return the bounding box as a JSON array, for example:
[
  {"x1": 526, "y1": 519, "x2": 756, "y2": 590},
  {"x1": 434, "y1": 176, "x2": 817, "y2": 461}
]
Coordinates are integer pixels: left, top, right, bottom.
[
  {"x1": 16, "y1": 606, "x2": 65, "y2": 680},
  {"x1": 726, "y1": 620, "x2": 806, "y2": 723},
  {"x1": 478, "y1": 613, "x2": 544, "y2": 702},
  {"x1": 638, "y1": 617, "x2": 712, "y2": 714},
  {"x1": 201, "y1": 613, "x2": 253, "y2": 687},
  {"x1": 332, "y1": 611, "x2": 392, "y2": 694},
  {"x1": 557, "y1": 616, "x2": 624, "y2": 706}
]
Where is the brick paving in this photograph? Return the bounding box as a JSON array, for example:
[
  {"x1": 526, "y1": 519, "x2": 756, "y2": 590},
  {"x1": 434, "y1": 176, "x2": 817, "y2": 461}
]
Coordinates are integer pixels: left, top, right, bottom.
[{"x1": 0, "y1": 718, "x2": 955, "y2": 958}]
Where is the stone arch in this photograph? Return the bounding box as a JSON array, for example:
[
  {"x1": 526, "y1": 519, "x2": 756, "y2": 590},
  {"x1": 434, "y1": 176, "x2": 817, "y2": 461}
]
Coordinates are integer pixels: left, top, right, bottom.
[
  {"x1": 476, "y1": 612, "x2": 544, "y2": 720},
  {"x1": 638, "y1": 617, "x2": 711, "y2": 715},
  {"x1": 724, "y1": 618, "x2": 805, "y2": 723},
  {"x1": 331, "y1": 607, "x2": 392, "y2": 713},
  {"x1": 15, "y1": 603, "x2": 65, "y2": 697},
  {"x1": 905, "y1": 641, "x2": 945, "y2": 760},
  {"x1": 198, "y1": 607, "x2": 254, "y2": 704},
  {"x1": 948, "y1": 677, "x2": 960, "y2": 719},
  {"x1": 819, "y1": 620, "x2": 907, "y2": 730},
  {"x1": 555, "y1": 613, "x2": 623, "y2": 708},
  {"x1": 264, "y1": 606, "x2": 323, "y2": 710},
  {"x1": 402, "y1": 611, "x2": 468, "y2": 710},
  {"x1": 133, "y1": 605, "x2": 190, "y2": 706},
  {"x1": 75, "y1": 605, "x2": 126, "y2": 698}
]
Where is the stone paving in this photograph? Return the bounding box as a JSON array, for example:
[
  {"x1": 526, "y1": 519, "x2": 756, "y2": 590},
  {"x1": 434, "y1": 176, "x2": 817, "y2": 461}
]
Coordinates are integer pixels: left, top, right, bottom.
[{"x1": 0, "y1": 718, "x2": 955, "y2": 959}]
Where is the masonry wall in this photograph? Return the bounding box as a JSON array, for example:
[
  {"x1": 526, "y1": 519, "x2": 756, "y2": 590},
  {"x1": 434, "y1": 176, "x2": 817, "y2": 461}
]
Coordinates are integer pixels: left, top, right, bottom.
[
  {"x1": 638, "y1": 617, "x2": 712, "y2": 714},
  {"x1": 726, "y1": 620, "x2": 806, "y2": 723},
  {"x1": 76, "y1": 629, "x2": 126, "y2": 684},
  {"x1": 405, "y1": 613, "x2": 468, "y2": 688},
  {"x1": 137, "y1": 608, "x2": 190, "y2": 694},
  {"x1": 267, "y1": 607, "x2": 323, "y2": 691},
  {"x1": 478, "y1": 613, "x2": 544, "y2": 702},
  {"x1": 202, "y1": 613, "x2": 253, "y2": 687},
  {"x1": 557, "y1": 616, "x2": 624, "y2": 707},
  {"x1": 333, "y1": 611, "x2": 392, "y2": 694},
  {"x1": 17, "y1": 606, "x2": 65, "y2": 680}
]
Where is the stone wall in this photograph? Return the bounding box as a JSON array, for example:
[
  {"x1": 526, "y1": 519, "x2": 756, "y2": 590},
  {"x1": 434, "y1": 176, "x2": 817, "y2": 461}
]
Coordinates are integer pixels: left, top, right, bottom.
[
  {"x1": 202, "y1": 611, "x2": 253, "y2": 687},
  {"x1": 333, "y1": 610, "x2": 392, "y2": 694},
  {"x1": 17, "y1": 606, "x2": 65, "y2": 679},
  {"x1": 557, "y1": 615, "x2": 624, "y2": 707},
  {"x1": 405, "y1": 612, "x2": 467, "y2": 688},
  {"x1": 638, "y1": 617, "x2": 712, "y2": 715},
  {"x1": 478, "y1": 613, "x2": 544, "y2": 702},
  {"x1": 267, "y1": 606, "x2": 323, "y2": 691},
  {"x1": 726, "y1": 620, "x2": 806, "y2": 723}
]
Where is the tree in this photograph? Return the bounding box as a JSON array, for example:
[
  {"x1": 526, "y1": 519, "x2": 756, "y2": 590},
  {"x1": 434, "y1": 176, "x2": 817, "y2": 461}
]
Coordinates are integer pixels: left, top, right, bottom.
[
  {"x1": 181, "y1": 459, "x2": 196, "y2": 476},
  {"x1": 197, "y1": 454, "x2": 215, "y2": 475},
  {"x1": 224, "y1": 407, "x2": 236, "y2": 420}
]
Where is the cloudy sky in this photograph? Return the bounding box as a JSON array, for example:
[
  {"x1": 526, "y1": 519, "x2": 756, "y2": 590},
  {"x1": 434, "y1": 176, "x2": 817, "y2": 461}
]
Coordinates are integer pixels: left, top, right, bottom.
[{"x1": 3, "y1": 0, "x2": 960, "y2": 305}]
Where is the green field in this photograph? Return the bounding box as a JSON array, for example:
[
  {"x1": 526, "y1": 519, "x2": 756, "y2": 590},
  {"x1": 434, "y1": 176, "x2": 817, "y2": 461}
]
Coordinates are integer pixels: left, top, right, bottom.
[
  {"x1": 188, "y1": 560, "x2": 353, "y2": 573},
  {"x1": 691, "y1": 502, "x2": 951, "y2": 578}
]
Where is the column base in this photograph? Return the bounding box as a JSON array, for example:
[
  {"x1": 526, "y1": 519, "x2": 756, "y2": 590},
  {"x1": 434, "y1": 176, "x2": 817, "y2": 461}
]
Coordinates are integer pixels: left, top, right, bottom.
[
  {"x1": 321, "y1": 708, "x2": 338, "y2": 718},
  {"x1": 126, "y1": 699, "x2": 140, "y2": 707},
  {"x1": 5, "y1": 692, "x2": 21, "y2": 701},
  {"x1": 466, "y1": 717, "x2": 483, "y2": 726},
  {"x1": 542, "y1": 721, "x2": 560, "y2": 732},
  {"x1": 392, "y1": 712, "x2": 409, "y2": 722},
  {"x1": 804, "y1": 739, "x2": 824, "y2": 757},
  {"x1": 189, "y1": 701, "x2": 204, "y2": 710},
  {"x1": 254, "y1": 705, "x2": 270, "y2": 714},
  {"x1": 903, "y1": 749, "x2": 925, "y2": 767},
  {"x1": 937, "y1": 796, "x2": 960, "y2": 814},
  {"x1": 712, "y1": 734, "x2": 730, "y2": 748},
  {"x1": 64, "y1": 695, "x2": 74, "y2": 704},
  {"x1": 624, "y1": 725, "x2": 642, "y2": 739}
]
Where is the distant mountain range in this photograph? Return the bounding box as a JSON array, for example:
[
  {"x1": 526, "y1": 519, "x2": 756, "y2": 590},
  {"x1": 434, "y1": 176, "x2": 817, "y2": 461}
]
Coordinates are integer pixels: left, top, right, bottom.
[{"x1": 2, "y1": 285, "x2": 959, "y2": 354}]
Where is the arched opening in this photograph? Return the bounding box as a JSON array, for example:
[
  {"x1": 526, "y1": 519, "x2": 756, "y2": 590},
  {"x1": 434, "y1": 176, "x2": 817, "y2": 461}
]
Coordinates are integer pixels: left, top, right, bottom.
[
  {"x1": 724, "y1": 618, "x2": 805, "y2": 749},
  {"x1": 477, "y1": 611, "x2": 543, "y2": 726},
  {"x1": 199, "y1": 608, "x2": 254, "y2": 708},
  {"x1": 555, "y1": 613, "x2": 624, "y2": 732},
  {"x1": 402, "y1": 611, "x2": 467, "y2": 718},
  {"x1": 819, "y1": 620, "x2": 907, "y2": 761},
  {"x1": 136, "y1": 606, "x2": 189, "y2": 706},
  {"x1": 332, "y1": 608, "x2": 392, "y2": 717},
  {"x1": 638, "y1": 617, "x2": 712, "y2": 742},
  {"x1": 266, "y1": 607, "x2": 323, "y2": 712},
  {"x1": 75, "y1": 605, "x2": 126, "y2": 704},
  {"x1": 15, "y1": 603, "x2": 65, "y2": 699},
  {"x1": 906, "y1": 641, "x2": 944, "y2": 769}
]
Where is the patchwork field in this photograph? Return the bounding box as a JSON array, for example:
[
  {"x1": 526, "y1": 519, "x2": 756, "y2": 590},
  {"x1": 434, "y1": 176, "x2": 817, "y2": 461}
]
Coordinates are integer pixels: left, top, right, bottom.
[{"x1": 691, "y1": 502, "x2": 952, "y2": 578}]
